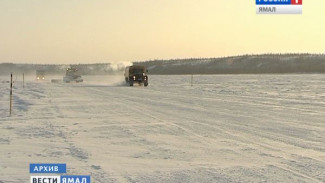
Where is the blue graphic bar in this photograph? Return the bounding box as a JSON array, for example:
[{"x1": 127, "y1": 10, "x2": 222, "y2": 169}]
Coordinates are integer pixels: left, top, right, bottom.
[
  {"x1": 256, "y1": 0, "x2": 291, "y2": 5},
  {"x1": 61, "y1": 175, "x2": 91, "y2": 183},
  {"x1": 30, "y1": 163, "x2": 67, "y2": 173}
]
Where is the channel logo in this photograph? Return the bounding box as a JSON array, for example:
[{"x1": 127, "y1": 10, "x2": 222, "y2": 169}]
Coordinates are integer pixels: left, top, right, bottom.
[
  {"x1": 256, "y1": 0, "x2": 302, "y2": 5},
  {"x1": 29, "y1": 163, "x2": 91, "y2": 183},
  {"x1": 256, "y1": 0, "x2": 302, "y2": 14}
]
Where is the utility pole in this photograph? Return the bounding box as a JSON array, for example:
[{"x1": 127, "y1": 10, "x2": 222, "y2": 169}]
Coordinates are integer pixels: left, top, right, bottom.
[
  {"x1": 10, "y1": 73, "x2": 13, "y2": 116},
  {"x1": 23, "y1": 73, "x2": 25, "y2": 88}
]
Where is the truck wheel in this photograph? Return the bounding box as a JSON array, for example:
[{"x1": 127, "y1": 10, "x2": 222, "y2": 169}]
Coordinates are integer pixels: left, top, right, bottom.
[
  {"x1": 144, "y1": 82, "x2": 148, "y2": 87},
  {"x1": 130, "y1": 82, "x2": 133, "y2": 86}
]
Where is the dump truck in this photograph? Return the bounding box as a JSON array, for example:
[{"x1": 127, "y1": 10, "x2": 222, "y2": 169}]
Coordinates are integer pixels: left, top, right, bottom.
[
  {"x1": 124, "y1": 66, "x2": 148, "y2": 86},
  {"x1": 36, "y1": 70, "x2": 45, "y2": 81},
  {"x1": 63, "y1": 67, "x2": 83, "y2": 83}
]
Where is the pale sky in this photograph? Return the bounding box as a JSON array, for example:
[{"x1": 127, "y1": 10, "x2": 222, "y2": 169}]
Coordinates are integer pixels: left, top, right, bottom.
[{"x1": 0, "y1": 0, "x2": 324, "y2": 64}]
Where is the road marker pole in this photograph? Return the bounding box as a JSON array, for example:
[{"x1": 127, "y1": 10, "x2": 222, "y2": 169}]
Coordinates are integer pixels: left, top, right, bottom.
[
  {"x1": 10, "y1": 73, "x2": 13, "y2": 116},
  {"x1": 23, "y1": 73, "x2": 25, "y2": 88}
]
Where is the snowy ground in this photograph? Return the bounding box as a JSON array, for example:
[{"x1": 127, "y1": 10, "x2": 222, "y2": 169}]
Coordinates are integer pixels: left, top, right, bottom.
[{"x1": 0, "y1": 74, "x2": 324, "y2": 183}]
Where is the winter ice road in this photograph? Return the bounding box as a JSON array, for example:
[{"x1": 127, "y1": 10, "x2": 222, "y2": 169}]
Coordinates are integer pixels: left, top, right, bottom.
[{"x1": 0, "y1": 75, "x2": 324, "y2": 183}]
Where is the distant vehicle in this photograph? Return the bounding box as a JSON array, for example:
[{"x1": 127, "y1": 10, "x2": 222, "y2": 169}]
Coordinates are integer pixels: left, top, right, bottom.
[
  {"x1": 36, "y1": 70, "x2": 45, "y2": 80},
  {"x1": 124, "y1": 65, "x2": 148, "y2": 86},
  {"x1": 63, "y1": 67, "x2": 83, "y2": 83},
  {"x1": 51, "y1": 79, "x2": 61, "y2": 83}
]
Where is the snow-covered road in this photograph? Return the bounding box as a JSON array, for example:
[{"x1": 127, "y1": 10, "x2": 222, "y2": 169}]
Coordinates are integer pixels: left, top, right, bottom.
[{"x1": 0, "y1": 74, "x2": 324, "y2": 183}]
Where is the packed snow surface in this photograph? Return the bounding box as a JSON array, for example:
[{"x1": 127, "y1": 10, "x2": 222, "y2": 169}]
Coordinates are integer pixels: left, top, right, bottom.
[{"x1": 0, "y1": 74, "x2": 324, "y2": 183}]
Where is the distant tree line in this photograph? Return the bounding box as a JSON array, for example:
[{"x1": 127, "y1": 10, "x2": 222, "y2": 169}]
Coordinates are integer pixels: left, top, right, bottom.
[
  {"x1": 134, "y1": 54, "x2": 325, "y2": 74},
  {"x1": 1, "y1": 54, "x2": 324, "y2": 75},
  {"x1": 0, "y1": 63, "x2": 125, "y2": 76}
]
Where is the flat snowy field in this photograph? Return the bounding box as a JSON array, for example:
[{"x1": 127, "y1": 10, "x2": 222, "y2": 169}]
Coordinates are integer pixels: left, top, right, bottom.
[{"x1": 0, "y1": 74, "x2": 324, "y2": 183}]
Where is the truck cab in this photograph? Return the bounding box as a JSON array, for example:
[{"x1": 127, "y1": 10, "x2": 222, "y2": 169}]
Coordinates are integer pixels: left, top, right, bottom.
[{"x1": 124, "y1": 66, "x2": 148, "y2": 86}]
